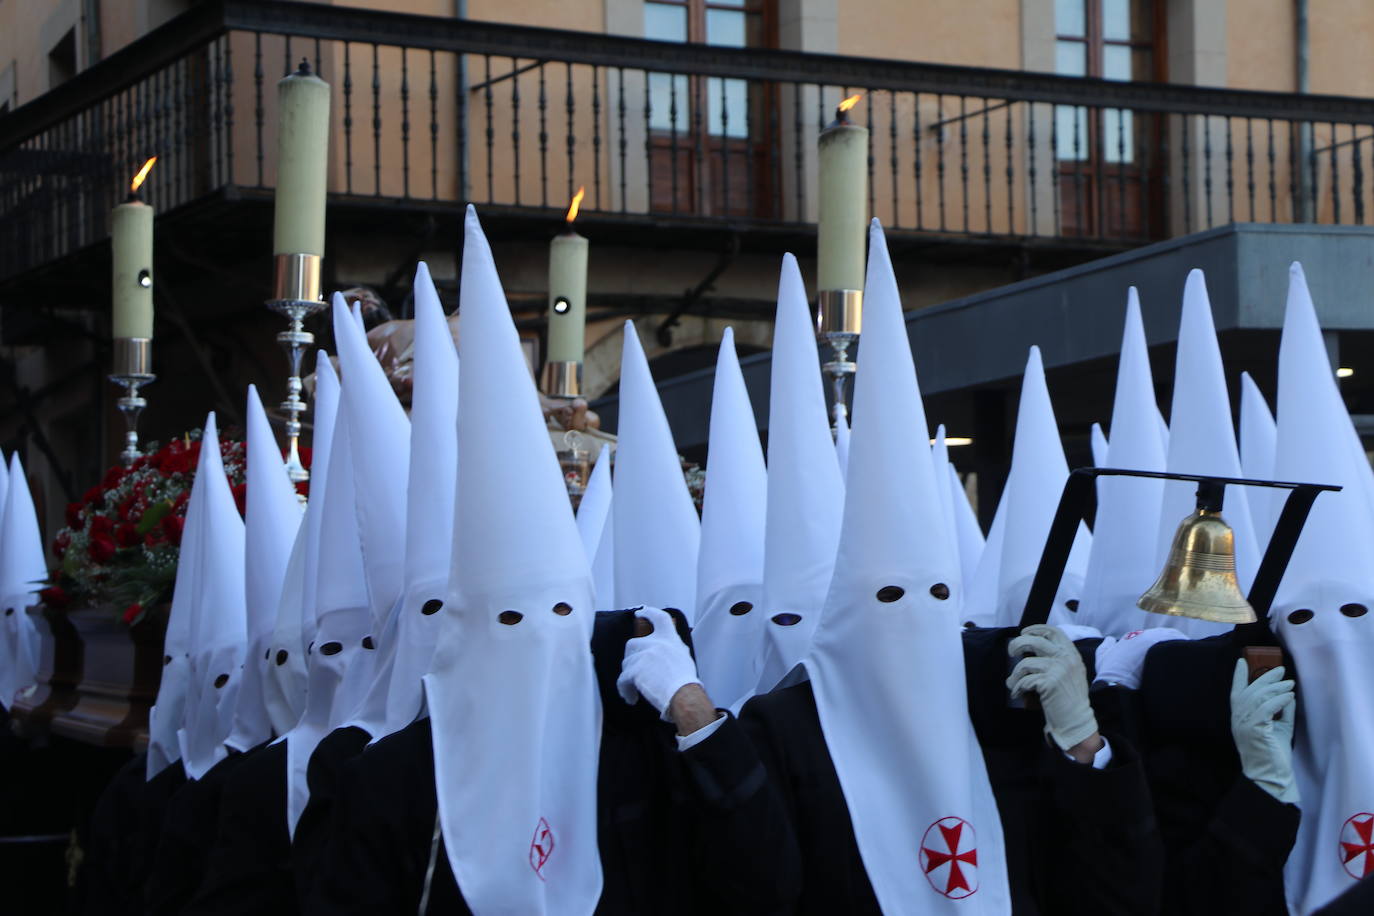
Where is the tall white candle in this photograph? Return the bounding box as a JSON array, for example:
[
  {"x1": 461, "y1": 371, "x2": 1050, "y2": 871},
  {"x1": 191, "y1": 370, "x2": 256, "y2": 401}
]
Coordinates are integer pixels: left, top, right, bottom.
[
  {"x1": 112, "y1": 158, "x2": 156, "y2": 340},
  {"x1": 548, "y1": 187, "x2": 589, "y2": 365},
  {"x1": 817, "y1": 95, "x2": 868, "y2": 293},
  {"x1": 273, "y1": 60, "x2": 331, "y2": 256}
]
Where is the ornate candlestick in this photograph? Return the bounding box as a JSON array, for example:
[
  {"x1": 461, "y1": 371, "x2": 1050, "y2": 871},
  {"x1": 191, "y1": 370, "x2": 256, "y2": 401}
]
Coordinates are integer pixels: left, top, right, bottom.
[
  {"x1": 817, "y1": 290, "x2": 862, "y2": 426},
  {"x1": 109, "y1": 338, "x2": 155, "y2": 467},
  {"x1": 267, "y1": 254, "x2": 325, "y2": 485}
]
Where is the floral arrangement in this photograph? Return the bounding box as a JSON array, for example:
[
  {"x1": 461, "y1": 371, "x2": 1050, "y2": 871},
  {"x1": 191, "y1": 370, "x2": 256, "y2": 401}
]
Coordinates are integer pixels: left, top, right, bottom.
[{"x1": 40, "y1": 431, "x2": 306, "y2": 626}]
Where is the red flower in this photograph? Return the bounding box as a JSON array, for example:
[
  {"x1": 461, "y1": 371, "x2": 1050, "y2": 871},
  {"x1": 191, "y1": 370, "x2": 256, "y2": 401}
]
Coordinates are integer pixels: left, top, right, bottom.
[
  {"x1": 52, "y1": 531, "x2": 70, "y2": 559},
  {"x1": 39, "y1": 585, "x2": 69, "y2": 608},
  {"x1": 143, "y1": 530, "x2": 164, "y2": 548},
  {"x1": 87, "y1": 534, "x2": 117, "y2": 563},
  {"x1": 88, "y1": 515, "x2": 114, "y2": 536},
  {"x1": 122, "y1": 602, "x2": 143, "y2": 624},
  {"x1": 295, "y1": 479, "x2": 309, "y2": 499},
  {"x1": 172, "y1": 490, "x2": 190, "y2": 513},
  {"x1": 65, "y1": 502, "x2": 83, "y2": 528},
  {"x1": 232, "y1": 482, "x2": 248, "y2": 518},
  {"x1": 102, "y1": 465, "x2": 126, "y2": 490},
  {"x1": 115, "y1": 523, "x2": 140, "y2": 548},
  {"x1": 161, "y1": 515, "x2": 185, "y2": 546},
  {"x1": 298, "y1": 447, "x2": 313, "y2": 470},
  {"x1": 83, "y1": 484, "x2": 104, "y2": 507}
]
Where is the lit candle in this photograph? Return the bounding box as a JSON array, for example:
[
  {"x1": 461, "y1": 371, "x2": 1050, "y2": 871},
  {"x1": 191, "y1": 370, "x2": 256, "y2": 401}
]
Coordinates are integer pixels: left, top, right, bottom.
[
  {"x1": 111, "y1": 157, "x2": 157, "y2": 340},
  {"x1": 273, "y1": 60, "x2": 331, "y2": 257},
  {"x1": 547, "y1": 187, "x2": 589, "y2": 368},
  {"x1": 817, "y1": 95, "x2": 868, "y2": 295}
]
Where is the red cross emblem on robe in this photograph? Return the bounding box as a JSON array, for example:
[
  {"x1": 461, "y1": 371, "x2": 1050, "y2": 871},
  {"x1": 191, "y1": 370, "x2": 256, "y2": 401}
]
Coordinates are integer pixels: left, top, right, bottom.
[
  {"x1": 921, "y1": 816, "x2": 979, "y2": 898},
  {"x1": 1340, "y1": 812, "x2": 1374, "y2": 880},
  {"x1": 529, "y1": 817, "x2": 555, "y2": 879}
]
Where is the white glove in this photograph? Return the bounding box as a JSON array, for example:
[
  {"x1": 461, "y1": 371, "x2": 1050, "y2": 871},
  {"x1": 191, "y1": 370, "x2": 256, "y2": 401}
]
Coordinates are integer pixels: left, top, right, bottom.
[
  {"x1": 1093, "y1": 626, "x2": 1189, "y2": 690},
  {"x1": 1007, "y1": 624, "x2": 1099, "y2": 752},
  {"x1": 1230, "y1": 659, "x2": 1298, "y2": 804},
  {"x1": 616, "y1": 606, "x2": 701, "y2": 720}
]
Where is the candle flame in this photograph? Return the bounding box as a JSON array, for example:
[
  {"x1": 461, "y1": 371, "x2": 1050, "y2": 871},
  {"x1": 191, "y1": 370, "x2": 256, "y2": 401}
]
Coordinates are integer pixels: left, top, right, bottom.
[
  {"x1": 838, "y1": 94, "x2": 862, "y2": 114},
  {"x1": 130, "y1": 157, "x2": 158, "y2": 193},
  {"x1": 565, "y1": 186, "x2": 585, "y2": 223}
]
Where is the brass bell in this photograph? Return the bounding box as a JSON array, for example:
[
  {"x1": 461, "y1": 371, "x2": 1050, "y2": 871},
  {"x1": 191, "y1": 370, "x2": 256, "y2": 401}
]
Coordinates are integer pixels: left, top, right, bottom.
[{"x1": 1138, "y1": 481, "x2": 1257, "y2": 624}]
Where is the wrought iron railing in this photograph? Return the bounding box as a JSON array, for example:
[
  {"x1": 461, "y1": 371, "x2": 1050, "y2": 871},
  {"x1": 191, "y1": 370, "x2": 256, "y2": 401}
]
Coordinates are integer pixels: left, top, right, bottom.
[{"x1": 5, "y1": 0, "x2": 1374, "y2": 283}]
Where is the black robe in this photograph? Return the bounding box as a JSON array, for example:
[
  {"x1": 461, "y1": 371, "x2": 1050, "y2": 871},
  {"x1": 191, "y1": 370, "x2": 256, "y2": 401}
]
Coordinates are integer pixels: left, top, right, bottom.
[
  {"x1": 310, "y1": 609, "x2": 704, "y2": 915},
  {"x1": 681, "y1": 629, "x2": 1163, "y2": 915},
  {"x1": 292, "y1": 724, "x2": 372, "y2": 910},
  {"x1": 79, "y1": 752, "x2": 147, "y2": 916},
  {"x1": 183, "y1": 740, "x2": 293, "y2": 916},
  {"x1": 1139, "y1": 631, "x2": 1300, "y2": 916},
  {"x1": 144, "y1": 746, "x2": 259, "y2": 916}
]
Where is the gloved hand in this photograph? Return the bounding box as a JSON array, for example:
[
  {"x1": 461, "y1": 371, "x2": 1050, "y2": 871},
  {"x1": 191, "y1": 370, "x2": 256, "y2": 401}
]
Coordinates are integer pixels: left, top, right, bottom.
[
  {"x1": 1230, "y1": 658, "x2": 1298, "y2": 804},
  {"x1": 1093, "y1": 626, "x2": 1189, "y2": 690},
  {"x1": 1007, "y1": 624, "x2": 1099, "y2": 751},
  {"x1": 617, "y1": 606, "x2": 701, "y2": 720}
]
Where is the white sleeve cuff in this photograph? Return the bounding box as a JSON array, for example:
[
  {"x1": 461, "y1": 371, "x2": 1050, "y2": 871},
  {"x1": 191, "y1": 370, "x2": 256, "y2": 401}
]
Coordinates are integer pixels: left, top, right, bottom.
[
  {"x1": 1064, "y1": 735, "x2": 1113, "y2": 769},
  {"x1": 675, "y1": 712, "x2": 726, "y2": 751}
]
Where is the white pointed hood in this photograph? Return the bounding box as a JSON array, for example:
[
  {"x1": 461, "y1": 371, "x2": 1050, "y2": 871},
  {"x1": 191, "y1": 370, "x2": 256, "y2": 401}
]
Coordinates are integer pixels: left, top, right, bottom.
[
  {"x1": 379, "y1": 261, "x2": 459, "y2": 738},
  {"x1": 576, "y1": 445, "x2": 614, "y2": 608},
  {"x1": 993, "y1": 347, "x2": 1092, "y2": 628},
  {"x1": 1090, "y1": 423, "x2": 1109, "y2": 467},
  {"x1": 285, "y1": 398, "x2": 372, "y2": 834},
  {"x1": 948, "y1": 463, "x2": 984, "y2": 599},
  {"x1": 1239, "y1": 372, "x2": 1279, "y2": 551},
  {"x1": 147, "y1": 442, "x2": 206, "y2": 779},
  {"x1": 178, "y1": 416, "x2": 248, "y2": 780},
  {"x1": 1155, "y1": 270, "x2": 1257, "y2": 637},
  {"x1": 755, "y1": 254, "x2": 844, "y2": 694},
  {"x1": 424, "y1": 206, "x2": 601, "y2": 915},
  {"x1": 227, "y1": 386, "x2": 304, "y2": 751},
  {"x1": 804, "y1": 221, "x2": 1011, "y2": 913},
  {"x1": 612, "y1": 322, "x2": 700, "y2": 620},
  {"x1": 931, "y1": 427, "x2": 959, "y2": 591},
  {"x1": 1272, "y1": 262, "x2": 1374, "y2": 914},
  {"x1": 0, "y1": 454, "x2": 46, "y2": 710},
  {"x1": 692, "y1": 328, "x2": 768, "y2": 710},
  {"x1": 1078, "y1": 288, "x2": 1168, "y2": 637},
  {"x1": 265, "y1": 351, "x2": 339, "y2": 738},
  {"x1": 962, "y1": 486, "x2": 1006, "y2": 627}
]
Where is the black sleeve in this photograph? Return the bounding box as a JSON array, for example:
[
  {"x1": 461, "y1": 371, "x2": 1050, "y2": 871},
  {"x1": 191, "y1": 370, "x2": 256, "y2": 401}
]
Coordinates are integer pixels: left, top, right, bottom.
[
  {"x1": 1160, "y1": 774, "x2": 1299, "y2": 916},
  {"x1": 293, "y1": 730, "x2": 368, "y2": 912},
  {"x1": 680, "y1": 710, "x2": 803, "y2": 914},
  {"x1": 145, "y1": 781, "x2": 211, "y2": 916},
  {"x1": 1042, "y1": 731, "x2": 1164, "y2": 916},
  {"x1": 306, "y1": 755, "x2": 428, "y2": 916}
]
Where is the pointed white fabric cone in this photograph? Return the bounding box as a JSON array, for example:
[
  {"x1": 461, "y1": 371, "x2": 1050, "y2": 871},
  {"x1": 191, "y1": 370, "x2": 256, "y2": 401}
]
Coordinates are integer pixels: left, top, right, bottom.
[
  {"x1": 1154, "y1": 270, "x2": 1257, "y2": 638},
  {"x1": 179, "y1": 416, "x2": 248, "y2": 780},
  {"x1": 285, "y1": 405, "x2": 372, "y2": 835},
  {"x1": 1239, "y1": 372, "x2": 1278, "y2": 552},
  {"x1": 755, "y1": 254, "x2": 844, "y2": 694},
  {"x1": 1078, "y1": 288, "x2": 1169, "y2": 637},
  {"x1": 1272, "y1": 262, "x2": 1374, "y2": 915},
  {"x1": 962, "y1": 487, "x2": 1006, "y2": 627},
  {"x1": 834, "y1": 412, "x2": 851, "y2": 478},
  {"x1": 379, "y1": 261, "x2": 459, "y2": 739},
  {"x1": 423, "y1": 206, "x2": 602, "y2": 916},
  {"x1": 612, "y1": 321, "x2": 700, "y2": 620},
  {"x1": 1091, "y1": 423, "x2": 1109, "y2": 467},
  {"x1": 931, "y1": 427, "x2": 959, "y2": 592},
  {"x1": 692, "y1": 328, "x2": 768, "y2": 710},
  {"x1": 0, "y1": 455, "x2": 46, "y2": 711},
  {"x1": 577, "y1": 445, "x2": 613, "y2": 607},
  {"x1": 227, "y1": 386, "x2": 304, "y2": 752},
  {"x1": 265, "y1": 351, "x2": 339, "y2": 739},
  {"x1": 949, "y1": 463, "x2": 984, "y2": 598},
  {"x1": 333, "y1": 293, "x2": 411, "y2": 630},
  {"x1": 805, "y1": 221, "x2": 1011, "y2": 914},
  {"x1": 147, "y1": 442, "x2": 206, "y2": 779},
  {"x1": 993, "y1": 348, "x2": 1092, "y2": 628}
]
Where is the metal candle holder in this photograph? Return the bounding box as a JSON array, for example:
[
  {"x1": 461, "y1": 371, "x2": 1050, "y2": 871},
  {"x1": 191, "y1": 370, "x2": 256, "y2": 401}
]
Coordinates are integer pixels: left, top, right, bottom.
[
  {"x1": 109, "y1": 337, "x2": 155, "y2": 467},
  {"x1": 266, "y1": 252, "x2": 326, "y2": 486},
  {"x1": 817, "y1": 288, "x2": 863, "y2": 427}
]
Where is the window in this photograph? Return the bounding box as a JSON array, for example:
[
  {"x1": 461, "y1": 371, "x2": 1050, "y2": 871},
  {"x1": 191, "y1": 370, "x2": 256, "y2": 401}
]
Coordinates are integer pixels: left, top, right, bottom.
[
  {"x1": 644, "y1": 0, "x2": 775, "y2": 216},
  {"x1": 49, "y1": 27, "x2": 78, "y2": 89},
  {"x1": 1053, "y1": 0, "x2": 1164, "y2": 238}
]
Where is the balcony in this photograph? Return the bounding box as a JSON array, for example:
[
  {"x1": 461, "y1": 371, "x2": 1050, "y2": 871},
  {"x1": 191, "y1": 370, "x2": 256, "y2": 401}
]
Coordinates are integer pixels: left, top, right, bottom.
[{"x1": 4, "y1": 0, "x2": 1374, "y2": 303}]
